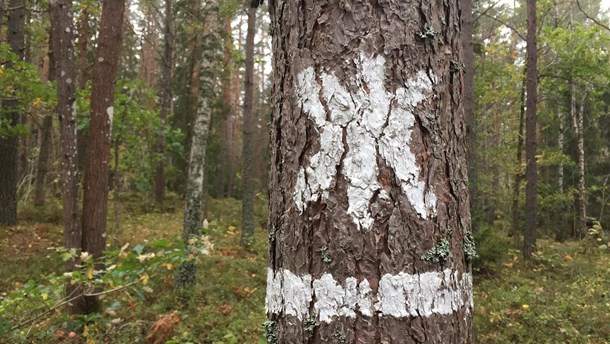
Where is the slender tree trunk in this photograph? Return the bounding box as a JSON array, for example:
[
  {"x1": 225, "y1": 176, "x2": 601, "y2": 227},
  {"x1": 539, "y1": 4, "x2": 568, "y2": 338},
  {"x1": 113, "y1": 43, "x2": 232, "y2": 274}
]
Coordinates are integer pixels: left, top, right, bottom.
[
  {"x1": 555, "y1": 109, "x2": 565, "y2": 242},
  {"x1": 524, "y1": 0, "x2": 538, "y2": 259},
  {"x1": 574, "y1": 87, "x2": 587, "y2": 235},
  {"x1": 267, "y1": 1, "x2": 472, "y2": 341},
  {"x1": 155, "y1": 0, "x2": 173, "y2": 205},
  {"x1": 510, "y1": 72, "x2": 526, "y2": 243},
  {"x1": 49, "y1": 0, "x2": 83, "y2": 314},
  {"x1": 81, "y1": 0, "x2": 126, "y2": 313},
  {"x1": 76, "y1": 4, "x2": 90, "y2": 171},
  {"x1": 241, "y1": 3, "x2": 257, "y2": 246},
  {"x1": 0, "y1": 0, "x2": 25, "y2": 226},
  {"x1": 222, "y1": 18, "x2": 234, "y2": 198},
  {"x1": 34, "y1": 35, "x2": 55, "y2": 207},
  {"x1": 176, "y1": 0, "x2": 219, "y2": 289}
]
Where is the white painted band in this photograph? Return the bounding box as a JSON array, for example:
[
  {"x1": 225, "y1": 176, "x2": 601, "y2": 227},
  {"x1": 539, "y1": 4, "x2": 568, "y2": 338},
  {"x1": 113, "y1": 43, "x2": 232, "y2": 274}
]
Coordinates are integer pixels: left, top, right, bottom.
[{"x1": 266, "y1": 268, "x2": 473, "y2": 323}]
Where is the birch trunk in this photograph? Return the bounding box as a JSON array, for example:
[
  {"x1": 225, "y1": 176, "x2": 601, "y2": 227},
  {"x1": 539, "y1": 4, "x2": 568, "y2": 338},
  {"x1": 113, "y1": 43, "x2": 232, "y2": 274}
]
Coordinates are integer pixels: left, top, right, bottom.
[
  {"x1": 176, "y1": 0, "x2": 219, "y2": 289},
  {"x1": 266, "y1": 1, "x2": 473, "y2": 342},
  {"x1": 574, "y1": 88, "x2": 587, "y2": 235}
]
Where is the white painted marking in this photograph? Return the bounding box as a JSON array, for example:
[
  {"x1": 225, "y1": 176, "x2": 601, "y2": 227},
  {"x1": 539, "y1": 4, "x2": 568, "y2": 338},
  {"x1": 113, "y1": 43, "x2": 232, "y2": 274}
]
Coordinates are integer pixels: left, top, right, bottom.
[
  {"x1": 294, "y1": 54, "x2": 437, "y2": 228},
  {"x1": 106, "y1": 106, "x2": 114, "y2": 125},
  {"x1": 266, "y1": 268, "x2": 472, "y2": 323}
]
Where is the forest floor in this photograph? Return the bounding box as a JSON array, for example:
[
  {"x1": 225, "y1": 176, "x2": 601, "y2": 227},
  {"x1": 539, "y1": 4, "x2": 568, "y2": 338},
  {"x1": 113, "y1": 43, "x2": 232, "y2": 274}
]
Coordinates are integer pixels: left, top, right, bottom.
[{"x1": 1, "y1": 197, "x2": 609, "y2": 343}]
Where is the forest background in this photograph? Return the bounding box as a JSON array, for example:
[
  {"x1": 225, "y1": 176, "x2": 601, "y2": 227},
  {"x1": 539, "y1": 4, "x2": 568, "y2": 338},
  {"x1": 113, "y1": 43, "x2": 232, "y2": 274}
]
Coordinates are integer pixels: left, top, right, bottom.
[{"x1": 0, "y1": 0, "x2": 609, "y2": 343}]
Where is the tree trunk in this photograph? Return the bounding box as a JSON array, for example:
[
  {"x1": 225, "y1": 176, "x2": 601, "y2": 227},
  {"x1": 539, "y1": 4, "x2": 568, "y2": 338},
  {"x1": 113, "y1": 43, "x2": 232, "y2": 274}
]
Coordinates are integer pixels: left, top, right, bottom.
[
  {"x1": 34, "y1": 34, "x2": 55, "y2": 207},
  {"x1": 155, "y1": 0, "x2": 173, "y2": 205},
  {"x1": 76, "y1": 4, "x2": 90, "y2": 171},
  {"x1": 266, "y1": 1, "x2": 473, "y2": 342},
  {"x1": 524, "y1": 0, "x2": 538, "y2": 259},
  {"x1": 241, "y1": 3, "x2": 257, "y2": 246},
  {"x1": 510, "y1": 72, "x2": 526, "y2": 244},
  {"x1": 49, "y1": 0, "x2": 84, "y2": 314},
  {"x1": 462, "y1": 0, "x2": 477, "y2": 215},
  {"x1": 222, "y1": 17, "x2": 234, "y2": 198},
  {"x1": 176, "y1": 0, "x2": 218, "y2": 289},
  {"x1": 0, "y1": 0, "x2": 25, "y2": 226},
  {"x1": 81, "y1": 0, "x2": 126, "y2": 313},
  {"x1": 573, "y1": 86, "x2": 587, "y2": 235}
]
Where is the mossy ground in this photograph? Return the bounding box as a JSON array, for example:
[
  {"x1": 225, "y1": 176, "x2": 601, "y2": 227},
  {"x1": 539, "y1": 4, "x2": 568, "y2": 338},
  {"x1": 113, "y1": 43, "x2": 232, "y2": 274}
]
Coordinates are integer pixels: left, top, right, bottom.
[{"x1": 1, "y1": 197, "x2": 609, "y2": 343}]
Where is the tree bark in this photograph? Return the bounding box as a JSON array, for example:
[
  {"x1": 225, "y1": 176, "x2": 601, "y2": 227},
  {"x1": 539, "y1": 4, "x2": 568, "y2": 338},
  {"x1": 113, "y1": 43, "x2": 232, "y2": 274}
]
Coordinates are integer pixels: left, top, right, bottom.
[
  {"x1": 524, "y1": 0, "x2": 538, "y2": 259},
  {"x1": 572, "y1": 85, "x2": 587, "y2": 236},
  {"x1": 176, "y1": 0, "x2": 218, "y2": 289},
  {"x1": 49, "y1": 0, "x2": 84, "y2": 314},
  {"x1": 241, "y1": 3, "x2": 257, "y2": 246},
  {"x1": 34, "y1": 34, "x2": 55, "y2": 207},
  {"x1": 462, "y1": 0, "x2": 477, "y2": 215},
  {"x1": 510, "y1": 72, "x2": 526, "y2": 243},
  {"x1": 155, "y1": 0, "x2": 173, "y2": 205},
  {"x1": 76, "y1": 3, "x2": 90, "y2": 171},
  {"x1": 81, "y1": 0, "x2": 126, "y2": 313},
  {"x1": 266, "y1": 1, "x2": 473, "y2": 342},
  {"x1": 0, "y1": 0, "x2": 25, "y2": 226}
]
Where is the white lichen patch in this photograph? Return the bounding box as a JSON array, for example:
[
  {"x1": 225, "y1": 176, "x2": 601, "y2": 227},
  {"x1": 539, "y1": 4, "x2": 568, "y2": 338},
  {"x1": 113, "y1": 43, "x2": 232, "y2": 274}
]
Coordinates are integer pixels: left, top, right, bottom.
[
  {"x1": 265, "y1": 268, "x2": 472, "y2": 323},
  {"x1": 294, "y1": 54, "x2": 437, "y2": 228}
]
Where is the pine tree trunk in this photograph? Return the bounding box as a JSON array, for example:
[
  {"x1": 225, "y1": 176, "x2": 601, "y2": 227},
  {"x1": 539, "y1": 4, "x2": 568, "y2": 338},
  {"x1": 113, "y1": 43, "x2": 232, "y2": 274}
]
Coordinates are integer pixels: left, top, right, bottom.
[
  {"x1": 510, "y1": 72, "x2": 526, "y2": 243},
  {"x1": 155, "y1": 0, "x2": 173, "y2": 205},
  {"x1": 34, "y1": 115, "x2": 53, "y2": 206},
  {"x1": 241, "y1": 4, "x2": 257, "y2": 246},
  {"x1": 266, "y1": 1, "x2": 473, "y2": 342},
  {"x1": 81, "y1": 0, "x2": 126, "y2": 313},
  {"x1": 0, "y1": 0, "x2": 25, "y2": 226},
  {"x1": 462, "y1": 0, "x2": 477, "y2": 214},
  {"x1": 76, "y1": 4, "x2": 90, "y2": 171},
  {"x1": 49, "y1": 0, "x2": 84, "y2": 314},
  {"x1": 524, "y1": 0, "x2": 538, "y2": 259},
  {"x1": 222, "y1": 18, "x2": 234, "y2": 198}
]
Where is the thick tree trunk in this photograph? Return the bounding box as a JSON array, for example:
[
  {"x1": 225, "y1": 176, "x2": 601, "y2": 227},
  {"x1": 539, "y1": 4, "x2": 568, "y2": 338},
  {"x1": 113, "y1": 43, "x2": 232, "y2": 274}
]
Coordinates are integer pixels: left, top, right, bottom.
[
  {"x1": 49, "y1": 0, "x2": 84, "y2": 314},
  {"x1": 0, "y1": 0, "x2": 25, "y2": 226},
  {"x1": 155, "y1": 0, "x2": 173, "y2": 205},
  {"x1": 524, "y1": 0, "x2": 538, "y2": 259},
  {"x1": 81, "y1": 0, "x2": 126, "y2": 313},
  {"x1": 266, "y1": 1, "x2": 472, "y2": 342},
  {"x1": 241, "y1": 4, "x2": 257, "y2": 245},
  {"x1": 176, "y1": 0, "x2": 218, "y2": 289}
]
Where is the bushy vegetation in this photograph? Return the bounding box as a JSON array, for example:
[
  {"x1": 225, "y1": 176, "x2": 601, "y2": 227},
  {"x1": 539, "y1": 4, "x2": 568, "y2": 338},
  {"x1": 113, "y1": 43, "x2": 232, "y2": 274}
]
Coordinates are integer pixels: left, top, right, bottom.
[{"x1": 1, "y1": 198, "x2": 609, "y2": 343}]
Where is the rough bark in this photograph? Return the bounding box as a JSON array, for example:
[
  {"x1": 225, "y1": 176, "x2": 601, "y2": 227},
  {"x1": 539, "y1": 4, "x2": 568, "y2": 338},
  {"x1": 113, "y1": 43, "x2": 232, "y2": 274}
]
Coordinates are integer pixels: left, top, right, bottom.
[
  {"x1": 0, "y1": 0, "x2": 25, "y2": 226},
  {"x1": 524, "y1": 0, "x2": 538, "y2": 259},
  {"x1": 176, "y1": 0, "x2": 218, "y2": 289},
  {"x1": 155, "y1": 0, "x2": 173, "y2": 205},
  {"x1": 221, "y1": 18, "x2": 235, "y2": 198},
  {"x1": 241, "y1": 3, "x2": 257, "y2": 245},
  {"x1": 49, "y1": 0, "x2": 84, "y2": 314},
  {"x1": 462, "y1": 0, "x2": 476, "y2": 214},
  {"x1": 81, "y1": 0, "x2": 126, "y2": 313},
  {"x1": 266, "y1": 1, "x2": 473, "y2": 342}
]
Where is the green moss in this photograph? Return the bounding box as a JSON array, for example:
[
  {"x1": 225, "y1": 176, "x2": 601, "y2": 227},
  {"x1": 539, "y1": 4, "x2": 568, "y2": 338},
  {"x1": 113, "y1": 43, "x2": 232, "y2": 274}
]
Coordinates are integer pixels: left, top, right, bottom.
[{"x1": 464, "y1": 233, "x2": 477, "y2": 262}]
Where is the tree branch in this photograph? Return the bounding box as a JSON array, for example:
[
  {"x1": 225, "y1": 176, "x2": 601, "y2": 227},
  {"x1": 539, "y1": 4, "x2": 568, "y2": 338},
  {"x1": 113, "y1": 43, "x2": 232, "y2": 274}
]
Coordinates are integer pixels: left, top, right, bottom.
[{"x1": 575, "y1": 0, "x2": 610, "y2": 32}]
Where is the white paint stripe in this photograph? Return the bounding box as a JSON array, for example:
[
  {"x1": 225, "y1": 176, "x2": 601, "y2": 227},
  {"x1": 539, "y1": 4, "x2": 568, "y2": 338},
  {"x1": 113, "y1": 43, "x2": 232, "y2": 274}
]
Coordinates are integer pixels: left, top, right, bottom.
[
  {"x1": 265, "y1": 268, "x2": 473, "y2": 323},
  {"x1": 293, "y1": 54, "x2": 437, "y2": 228}
]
